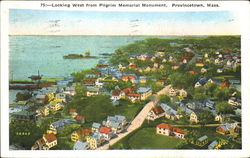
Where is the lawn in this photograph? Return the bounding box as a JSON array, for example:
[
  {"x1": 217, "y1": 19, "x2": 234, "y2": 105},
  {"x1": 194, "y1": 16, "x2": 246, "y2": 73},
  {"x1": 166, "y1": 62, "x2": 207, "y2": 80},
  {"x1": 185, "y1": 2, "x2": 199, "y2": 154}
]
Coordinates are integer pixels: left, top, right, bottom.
[
  {"x1": 111, "y1": 127, "x2": 184, "y2": 149},
  {"x1": 128, "y1": 127, "x2": 185, "y2": 149}
]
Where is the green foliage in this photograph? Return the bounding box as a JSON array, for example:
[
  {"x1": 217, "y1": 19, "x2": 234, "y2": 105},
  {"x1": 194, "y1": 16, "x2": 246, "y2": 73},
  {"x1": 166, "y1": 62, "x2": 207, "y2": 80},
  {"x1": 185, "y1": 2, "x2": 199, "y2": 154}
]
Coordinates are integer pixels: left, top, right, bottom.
[
  {"x1": 214, "y1": 87, "x2": 230, "y2": 101},
  {"x1": 215, "y1": 101, "x2": 234, "y2": 114},
  {"x1": 9, "y1": 120, "x2": 43, "y2": 149},
  {"x1": 16, "y1": 92, "x2": 32, "y2": 101},
  {"x1": 159, "y1": 94, "x2": 171, "y2": 104},
  {"x1": 193, "y1": 87, "x2": 207, "y2": 101},
  {"x1": 197, "y1": 110, "x2": 214, "y2": 125}
]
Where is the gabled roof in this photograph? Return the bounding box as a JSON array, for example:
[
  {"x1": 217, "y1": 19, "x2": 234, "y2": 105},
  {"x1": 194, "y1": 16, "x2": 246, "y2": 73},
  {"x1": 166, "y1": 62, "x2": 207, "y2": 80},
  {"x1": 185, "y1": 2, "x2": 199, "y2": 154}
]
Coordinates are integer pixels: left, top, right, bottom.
[
  {"x1": 75, "y1": 128, "x2": 92, "y2": 135},
  {"x1": 137, "y1": 87, "x2": 151, "y2": 93},
  {"x1": 172, "y1": 127, "x2": 185, "y2": 134},
  {"x1": 197, "y1": 135, "x2": 208, "y2": 142},
  {"x1": 151, "y1": 106, "x2": 165, "y2": 115},
  {"x1": 99, "y1": 126, "x2": 112, "y2": 134},
  {"x1": 73, "y1": 141, "x2": 88, "y2": 150},
  {"x1": 112, "y1": 89, "x2": 121, "y2": 96},
  {"x1": 44, "y1": 133, "x2": 57, "y2": 143},
  {"x1": 208, "y1": 140, "x2": 218, "y2": 149},
  {"x1": 127, "y1": 93, "x2": 141, "y2": 97},
  {"x1": 92, "y1": 122, "x2": 101, "y2": 129},
  {"x1": 157, "y1": 123, "x2": 173, "y2": 130}
]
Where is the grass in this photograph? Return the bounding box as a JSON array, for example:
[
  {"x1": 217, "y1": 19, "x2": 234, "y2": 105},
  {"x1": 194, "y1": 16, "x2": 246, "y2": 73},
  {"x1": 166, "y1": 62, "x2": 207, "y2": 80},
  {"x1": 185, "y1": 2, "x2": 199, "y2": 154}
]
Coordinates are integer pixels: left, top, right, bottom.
[
  {"x1": 128, "y1": 127, "x2": 185, "y2": 149},
  {"x1": 111, "y1": 127, "x2": 184, "y2": 149}
]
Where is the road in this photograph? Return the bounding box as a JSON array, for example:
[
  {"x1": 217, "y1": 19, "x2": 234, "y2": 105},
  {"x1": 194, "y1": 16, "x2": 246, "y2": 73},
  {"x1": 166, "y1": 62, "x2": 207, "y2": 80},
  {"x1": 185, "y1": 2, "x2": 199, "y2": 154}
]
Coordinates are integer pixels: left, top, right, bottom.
[{"x1": 96, "y1": 85, "x2": 172, "y2": 150}]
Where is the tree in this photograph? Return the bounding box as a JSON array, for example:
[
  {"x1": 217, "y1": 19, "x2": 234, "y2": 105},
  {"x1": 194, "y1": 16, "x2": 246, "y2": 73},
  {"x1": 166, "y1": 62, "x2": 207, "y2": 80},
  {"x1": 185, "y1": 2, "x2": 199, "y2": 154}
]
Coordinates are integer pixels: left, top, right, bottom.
[
  {"x1": 9, "y1": 120, "x2": 43, "y2": 149},
  {"x1": 214, "y1": 87, "x2": 230, "y2": 101},
  {"x1": 197, "y1": 110, "x2": 214, "y2": 125},
  {"x1": 159, "y1": 95, "x2": 171, "y2": 104},
  {"x1": 16, "y1": 92, "x2": 32, "y2": 101},
  {"x1": 204, "y1": 82, "x2": 217, "y2": 96},
  {"x1": 185, "y1": 129, "x2": 199, "y2": 144},
  {"x1": 215, "y1": 101, "x2": 234, "y2": 114},
  {"x1": 193, "y1": 87, "x2": 207, "y2": 101}
]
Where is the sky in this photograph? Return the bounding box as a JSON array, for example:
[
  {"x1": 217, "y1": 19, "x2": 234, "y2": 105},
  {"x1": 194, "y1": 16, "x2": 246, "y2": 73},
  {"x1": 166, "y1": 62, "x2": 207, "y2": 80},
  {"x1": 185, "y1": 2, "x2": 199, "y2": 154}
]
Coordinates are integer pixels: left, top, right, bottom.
[{"x1": 9, "y1": 9, "x2": 240, "y2": 35}]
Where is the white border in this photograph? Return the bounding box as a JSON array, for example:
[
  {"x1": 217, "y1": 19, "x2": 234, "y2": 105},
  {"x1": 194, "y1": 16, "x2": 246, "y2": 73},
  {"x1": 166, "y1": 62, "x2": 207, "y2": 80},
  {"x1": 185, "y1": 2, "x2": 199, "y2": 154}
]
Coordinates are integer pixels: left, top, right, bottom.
[{"x1": 1, "y1": 1, "x2": 250, "y2": 158}]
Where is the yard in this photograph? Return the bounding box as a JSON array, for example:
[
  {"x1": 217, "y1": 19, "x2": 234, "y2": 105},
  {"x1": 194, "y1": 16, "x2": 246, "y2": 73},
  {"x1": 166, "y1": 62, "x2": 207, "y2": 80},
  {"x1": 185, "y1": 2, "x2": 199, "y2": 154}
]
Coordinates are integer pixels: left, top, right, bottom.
[{"x1": 111, "y1": 127, "x2": 185, "y2": 149}]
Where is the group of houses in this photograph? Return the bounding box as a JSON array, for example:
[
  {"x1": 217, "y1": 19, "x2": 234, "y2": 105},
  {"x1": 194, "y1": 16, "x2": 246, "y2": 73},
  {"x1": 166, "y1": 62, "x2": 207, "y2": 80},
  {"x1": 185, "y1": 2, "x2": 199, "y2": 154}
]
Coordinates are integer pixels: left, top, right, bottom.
[{"x1": 71, "y1": 115, "x2": 127, "y2": 150}]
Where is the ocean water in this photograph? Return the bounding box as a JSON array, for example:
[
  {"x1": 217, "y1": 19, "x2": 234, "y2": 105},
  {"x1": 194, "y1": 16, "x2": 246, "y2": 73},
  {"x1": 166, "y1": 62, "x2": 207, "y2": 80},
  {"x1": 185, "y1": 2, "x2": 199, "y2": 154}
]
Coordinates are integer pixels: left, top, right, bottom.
[{"x1": 9, "y1": 35, "x2": 179, "y2": 80}]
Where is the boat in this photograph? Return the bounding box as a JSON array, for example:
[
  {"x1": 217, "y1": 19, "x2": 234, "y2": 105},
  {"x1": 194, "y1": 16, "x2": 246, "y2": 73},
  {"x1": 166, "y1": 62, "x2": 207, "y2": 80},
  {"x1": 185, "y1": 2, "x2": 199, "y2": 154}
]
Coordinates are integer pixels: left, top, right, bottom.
[{"x1": 63, "y1": 51, "x2": 98, "y2": 59}]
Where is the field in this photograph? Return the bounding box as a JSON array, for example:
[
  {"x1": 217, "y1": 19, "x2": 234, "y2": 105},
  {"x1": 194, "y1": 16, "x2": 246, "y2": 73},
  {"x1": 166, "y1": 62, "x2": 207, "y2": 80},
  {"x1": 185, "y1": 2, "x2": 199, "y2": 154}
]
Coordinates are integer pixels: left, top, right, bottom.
[{"x1": 111, "y1": 127, "x2": 184, "y2": 149}]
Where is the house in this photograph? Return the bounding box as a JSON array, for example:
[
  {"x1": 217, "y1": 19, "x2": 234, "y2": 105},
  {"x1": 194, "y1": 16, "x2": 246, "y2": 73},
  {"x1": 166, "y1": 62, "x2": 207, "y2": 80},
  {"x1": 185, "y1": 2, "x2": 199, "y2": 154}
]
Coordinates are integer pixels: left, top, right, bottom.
[
  {"x1": 73, "y1": 141, "x2": 89, "y2": 150},
  {"x1": 69, "y1": 108, "x2": 78, "y2": 117},
  {"x1": 190, "y1": 111, "x2": 198, "y2": 123},
  {"x1": 126, "y1": 93, "x2": 141, "y2": 103},
  {"x1": 147, "y1": 106, "x2": 165, "y2": 120},
  {"x1": 155, "y1": 51, "x2": 165, "y2": 57},
  {"x1": 110, "y1": 89, "x2": 125, "y2": 101},
  {"x1": 86, "y1": 132, "x2": 105, "y2": 149},
  {"x1": 55, "y1": 93, "x2": 66, "y2": 102},
  {"x1": 136, "y1": 87, "x2": 152, "y2": 100},
  {"x1": 40, "y1": 133, "x2": 57, "y2": 149},
  {"x1": 31, "y1": 138, "x2": 48, "y2": 150},
  {"x1": 139, "y1": 76, "x2": 147, "y2": 84},
  {"x1": 160, "y1": 103, "x2": 181, "y2": 120},
  {"x1": 195, "y1": 62, "x2": 204, "y2": 67},
  {"x1": 86, "y1": 86, "x2": 100, "y2": 96},
  {"x1": 49, "y1": 119, "x2": 76, "y2": 133},
  {"x1": 196, "y1": 135, "x2": 208, "y2": 146},
  {"x1": 36, "y1": 106, "x2": 50, "y2": 116},
  {"x1": 83, "y1": 78, "x2": 96, "y2": 87},
  {"x1": 95, "y1": 79, "x2": 104, "y2": 88},
  {"x1": 162, "y1": 58, "x2": 167, "y2": 63},
  {"x1": 48, "y1": 103, "x2": 63, "y2": 111},
  {"x1": 194, "y1": 78, "x2": 213, "y2": 88},
  {"x1": 217, "y1": 68, "x2": 223, "y2": 73},
  {"x1": 168, "y1": 87, "x2": 177, "y2": 96},
  {"x1": 35, "y1": 94, "x2": 48, "y2": 104},
  {"x1": 145, "y1": 66, "x2": 152, "y2": 72},
  {"x1": 64, "y1": 86, "x2": 76, "y2": 96},
  {"x1": 99, "y1": 126, "x2": 114, "y2": 141},
  {"x1": 228, "y1": 97, "x2": 241, "y2": 106},
  {"x1": 171, "y1": 64, "x2": 180, "y2": 70},
  {"x1": 128, "y1": 63, "x2": 138, "y2": 69},
  {"x1": 201, "y1": 67, "x2": 208, "y2": 73},
  {"x1": 153, "y1": 62, "x2": 159, "y2": 68},
  {"x1": 208, "y1": 140, "x2": 219, "y2": 149},
  {"x1": 92, "y1": 122, "x2": 101, "y2": 132},
  {"x1": 177, "y1": 89, "x2": 188, "y2": 98},
  {"x1": 71, "y1": 128, "x2": 92, "y2": 142},
  {"x1": 118, "y1": 64, "x2": 126, "y2": 70},
  {"x1": 156, "y1": 123, "x2": 185, "y2": 139},
  {"x1": 216, "y1": 123, "x2": 239, "y2": 135},
  {"x1": 75, "y1": 115, "x2": 85, "y2": 123},
  {"x1": 122, "y1": 75, "x2": 136, "y2": 83},
  {"x1": 102, "y1": 115, "x2": 127, "y2": 134}
]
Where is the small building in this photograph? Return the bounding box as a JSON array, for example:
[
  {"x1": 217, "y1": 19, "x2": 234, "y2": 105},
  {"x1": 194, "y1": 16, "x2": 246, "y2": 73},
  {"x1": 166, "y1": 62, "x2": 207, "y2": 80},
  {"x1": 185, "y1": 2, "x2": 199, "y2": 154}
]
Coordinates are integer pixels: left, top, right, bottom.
[
  {"x1": 92, "y1": 122, "x2": 101, "y2": 133},
  {"x1": 195, "y1": 62, "x2": 204, "y2": 67},
  {"x1": 99, "y1": 126, "x2": 114, "y2": 141},
  {"x1": 147, "y1": 106, "x2": 165, "y2": 121},
  {"x1": 69, "y1": 108, "x2": 78, "y2": 117},
  {"x1": 208, "y1": 140, "x2": 219, "y2": 149},
  {"x1": 216, "y1": 123, "x2": 239, "y2": 135},
  {"x1": 102, "y1": 115, "x2": 127, "y2": 134},
  {"x1": 122, "y1": 75, "x2": 136, "y2": 83},
  {"x1": 86, "y1": 132, "x2": 105, "y2": 149},
  {"x1": 75, "y1": 115, "x2": 85, "y2": 124},
  {"x1": 55, "y1": 93, "x2": 67, "y2": 102},
  {"x1": 136, "y1": 87, "x2": 152, "y2": 100},
  {"x1": 73, "y1": 141, "x2": 89, "y2": 150},
  {"x1": 86, "y1": 86, "x2": 100, "y2": 96},
  {"x1": 196, "y1": 135, "x2": 208, "y2": 146},
  {"x1": 64, "y1": 86, "x2": 76, "y2": 96},
  {"x1": 42, "y1": 133, "x2": 57, "y2": 149},
  {"x1": 71, "y1": 128, "x2": 92, "y2": 142},
  {"x1": 228, "y1": 97, "x2": 241, "y2": 106},
  {"x1": 156, "y1": 123, "x2": 185, "y2": 139},
  {"x1": 190, "y1": 112, "x2": 198, "y2": 123},
  {"x1": 139, "y1": 76, "x2": 147, "y2": 84}
]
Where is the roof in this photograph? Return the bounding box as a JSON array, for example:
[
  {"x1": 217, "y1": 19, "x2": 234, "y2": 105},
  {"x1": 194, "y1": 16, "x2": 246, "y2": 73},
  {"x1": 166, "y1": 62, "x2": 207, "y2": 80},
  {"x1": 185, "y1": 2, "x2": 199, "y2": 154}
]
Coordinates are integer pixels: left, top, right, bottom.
[
  {"x1": 137, "y1": 87, "x2": 151, "y2": 93},
  {"x1": 76, "y1": 129, "x2": 92, "y2": 135},
  {"x1": 122, "y1": 75, "x2": 135, "y2": 79},
  {"x1": 152, "y1": 106, "x2": 165, "y2": 115},
  {"x1": 51, "y1": 119, "x2": 76, "y2": 129},
  {"x1": 112, "y1": 89, "x2": 121, "y2": 96},
  {"x1": 127, "y1": 93, "x2": 141, "y2": 97},
  {"x1": 73, "y1": 141, "x2": 88, "y2": 150},
  {"x1": 99, "y1": 126, "x2": 112, "y2": 134},
  {"x1": 197, "y1": 135, "x2": 208, "y2": 142},
  {"x1": 157, "y1": 123, "x2": 173, "y2": 130},
  {"x1": 70, "y1": 108, "x2": 77, "y2": 113},
  {"x1": 122, "y1": 87, "x2": 138, "y2": 93},
  {"x1": 91, "y1": 132, "x2": 102, "y2": 140},
  {"x1": 75, "y1": 115, "x2": 84, "y2": 121},
  {"x1": 172, "y1": 127, "x2": 185, "y2": 134},
  {"x1": 87, "y1": 86, "x2": 100, "y2": 92},
  {"x1": 160, "y1": 103, "x2": 178, "y2": 115},
  {"x1": 208, "y1": 140, "x2": 218, "y2": 149},
  {"x1": 220, "y1": 123, "x2": 235, "y2": 131},
  {"x1": 44, "y1": 133, "x2": 57, "y2": 143},
  {"x1": 92, "y1": 122, "x2": 101, "y2": 129}
]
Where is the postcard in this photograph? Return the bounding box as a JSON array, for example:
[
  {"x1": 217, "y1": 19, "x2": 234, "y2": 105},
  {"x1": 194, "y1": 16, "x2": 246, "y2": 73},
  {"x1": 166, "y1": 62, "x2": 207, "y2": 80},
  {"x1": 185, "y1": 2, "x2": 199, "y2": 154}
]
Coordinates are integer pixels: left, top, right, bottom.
[{"x1": 1, "y1": 1, "x2": 250, "y2": 158}]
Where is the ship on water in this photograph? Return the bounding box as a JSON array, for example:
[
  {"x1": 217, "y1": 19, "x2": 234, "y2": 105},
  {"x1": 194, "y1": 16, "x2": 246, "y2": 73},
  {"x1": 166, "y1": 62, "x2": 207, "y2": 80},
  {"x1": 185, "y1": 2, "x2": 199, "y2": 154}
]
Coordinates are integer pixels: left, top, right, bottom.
[{"x1": 63, "y1": 51, "x2": 98, "y2": 59}]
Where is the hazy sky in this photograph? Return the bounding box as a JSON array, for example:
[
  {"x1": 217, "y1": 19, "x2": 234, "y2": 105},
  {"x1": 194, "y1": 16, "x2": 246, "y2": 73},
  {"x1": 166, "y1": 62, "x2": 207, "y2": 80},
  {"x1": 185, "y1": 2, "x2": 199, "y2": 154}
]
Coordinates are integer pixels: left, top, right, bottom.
[{"x1": 9, "y1": 9, "x2": 240, "y2": 35}]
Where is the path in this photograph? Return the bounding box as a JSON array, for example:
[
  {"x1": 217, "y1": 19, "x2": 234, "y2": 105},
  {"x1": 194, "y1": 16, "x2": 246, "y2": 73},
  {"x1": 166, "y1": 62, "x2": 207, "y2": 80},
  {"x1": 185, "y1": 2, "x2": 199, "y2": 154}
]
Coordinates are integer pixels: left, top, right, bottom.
[{"x1": 96, "y1": 85, "x2": 172, "y2": 150}]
